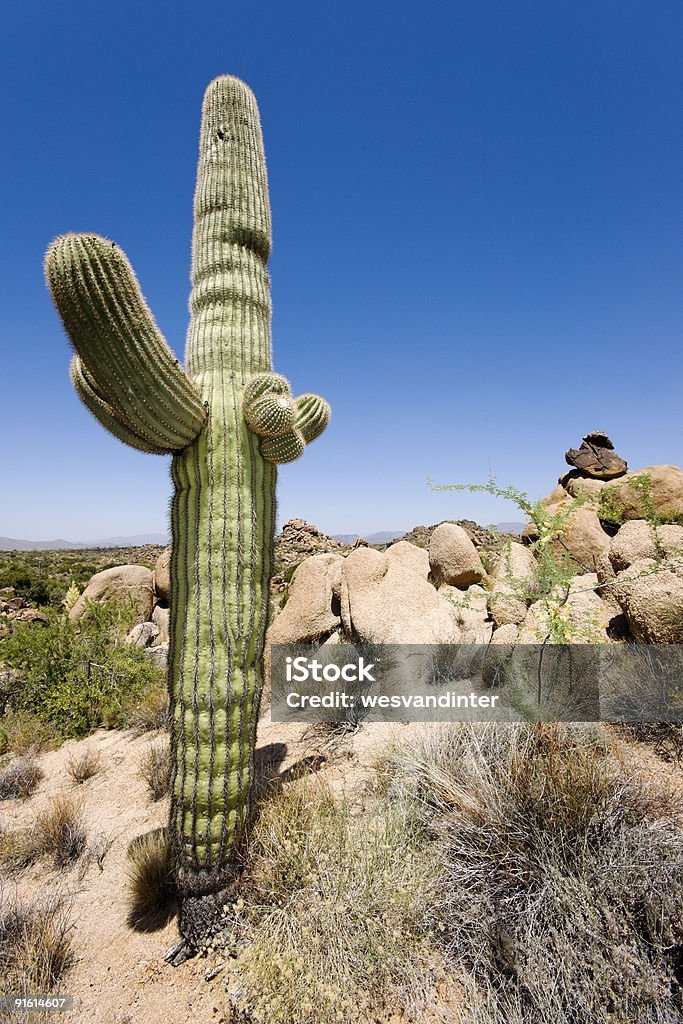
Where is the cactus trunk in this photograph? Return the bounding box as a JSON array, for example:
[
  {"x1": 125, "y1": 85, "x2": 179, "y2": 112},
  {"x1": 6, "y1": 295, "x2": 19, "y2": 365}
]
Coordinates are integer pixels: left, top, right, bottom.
[
  {"x1": 170, "y1": 79, "x2": 276, "y2": 905},
  {"x1": 44, "y1": 75, "x2": 330, "y2": 954}
]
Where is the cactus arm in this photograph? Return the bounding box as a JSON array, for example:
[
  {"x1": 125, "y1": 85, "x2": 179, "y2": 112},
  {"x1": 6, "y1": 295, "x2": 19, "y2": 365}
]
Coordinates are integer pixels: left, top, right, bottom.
[
  {"x1": 70, "y1": 354, "x2": 169, "y2": 454},
  {"x1": 242, "y1": 372, "x2": 331, "y2": 462},
  {"x1": 45, "y1": 235, "x2": 206, "y2": 453}
]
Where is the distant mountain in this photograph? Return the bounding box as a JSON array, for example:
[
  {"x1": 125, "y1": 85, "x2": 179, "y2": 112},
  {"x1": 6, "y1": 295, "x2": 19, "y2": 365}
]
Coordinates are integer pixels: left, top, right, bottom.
[
  {"x1": 493, "y1": 522, "x2": 525, "y2": 535},
  {"x1": 332, "y1": 531, "x2": 405, "y2": 545},
  {"x1": 0, "y1": 533, "x2": 170, "y2": 551},
  {"x1": 332, "y1": 523, "x2": 526, "y2": 545}
]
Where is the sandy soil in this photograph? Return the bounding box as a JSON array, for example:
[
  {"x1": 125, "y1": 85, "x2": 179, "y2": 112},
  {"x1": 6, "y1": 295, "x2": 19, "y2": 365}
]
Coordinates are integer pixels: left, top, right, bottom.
[
  {"x1": 2, "y1": 717, "x2": 680, "y2": 1024},
  {"x1": 1, "y1": 716, "x2": 419, "y2": 1024}
]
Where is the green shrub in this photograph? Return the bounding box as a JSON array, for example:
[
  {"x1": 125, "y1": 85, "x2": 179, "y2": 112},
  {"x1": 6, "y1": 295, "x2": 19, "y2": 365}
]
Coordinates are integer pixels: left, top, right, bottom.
[{"x1": 0, "y1": 601, "x2": 163, "y2": 738}]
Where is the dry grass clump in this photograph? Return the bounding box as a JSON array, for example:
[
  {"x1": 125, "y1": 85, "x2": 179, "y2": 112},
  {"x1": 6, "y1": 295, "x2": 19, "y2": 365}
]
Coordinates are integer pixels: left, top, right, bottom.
[
  {"x1": 125, "y1": 681, "x2": 170, "y2": 735},
  {"x1": 137, "y1": 741, "x2": 171, "y2": 801},
  {"x1": 0, "y1": 824, "x2": 45, "y2": 872},
  {"x1": 36, "y1": 795, "x2": 87, "y2": 868},
  {"x1": 389, "y1": 723, "x2": 683, "y2": 1024},
  {"x1": 0, "y1": 755, "x2": 43, "y2": 800},
  {"x1": 0, "y1": 889, "x2": 74, "y2": 993},
  {"x1": 66, "y1": 746, "x2": 102, "y2": 784},
  {"x1": 227, "y1": 782, "x2": 437, "y2": 1024},
  {"x1": 126, "y1": 827, "x2": 176, "y2": 931},
  {"x1": 0, "y1": 711, "x2": 54, "y2": 756},
  {"x1": 0, "y1": 796, "x2": 87, "y2": 873}
]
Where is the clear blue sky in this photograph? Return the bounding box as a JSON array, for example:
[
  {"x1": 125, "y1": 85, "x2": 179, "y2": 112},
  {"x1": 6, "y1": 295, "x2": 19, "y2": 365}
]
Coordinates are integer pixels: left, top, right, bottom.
[{"x1": 2, "y1": 1, "x2": 681, "y2": 541}]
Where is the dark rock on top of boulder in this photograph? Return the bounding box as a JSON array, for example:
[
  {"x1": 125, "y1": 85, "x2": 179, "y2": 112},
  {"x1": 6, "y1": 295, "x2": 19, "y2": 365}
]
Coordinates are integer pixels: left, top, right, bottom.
[{"x1": 565, "y1": 431, "x2": 627, "y2": 480}]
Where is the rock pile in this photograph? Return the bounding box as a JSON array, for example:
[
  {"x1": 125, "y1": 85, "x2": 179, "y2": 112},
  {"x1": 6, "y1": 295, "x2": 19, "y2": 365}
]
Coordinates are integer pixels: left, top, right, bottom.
[
  {"x1": 0, "y1": 588, "x2": 49, "y2": 628},
  {"x1": 64, "y1": 436, "x2": 683, "y2": 660},
  {"x1": 266, "y1": 433, "x2": 683, "y2": 650},
  {"x1": 274, "y1": 519, "x2": 349, "y2": 568},
  {"x1": 69, "y1": 559, "x2": 169, "y2": 664}
]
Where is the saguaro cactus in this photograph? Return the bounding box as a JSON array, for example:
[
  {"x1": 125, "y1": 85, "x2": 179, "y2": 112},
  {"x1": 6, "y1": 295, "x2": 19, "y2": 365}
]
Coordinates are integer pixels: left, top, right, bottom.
[{"x1": 45, "y1": 77, "x2": 330, "y2": 951}]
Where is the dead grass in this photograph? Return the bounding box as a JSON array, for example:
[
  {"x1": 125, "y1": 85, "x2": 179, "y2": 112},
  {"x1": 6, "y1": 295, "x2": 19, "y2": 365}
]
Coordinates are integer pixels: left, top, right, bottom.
[
  {"x1": 36, "y1": 795, "x2": 87, "y2": 869},
  {"x1": 0, "y1": 755, "x2": 43, "y2": 800},
  {"x1": 66, "y1": 746, "x2": 102, "y2": 784},
  {"x1": 0, "y1": 711, "x2": 55, "y2": 756},
  {"x1": 0, "y1": 888, "x2": 74, "y2": 994},
  {"x1": 125, "y1": 827, "x2": 176, "y2": 932},
  {"x1": 223, "y1": 780, "x2": 438, "y2": 1024},
  {"x1": 137, "y1": 741, "x2": 171, "y2": 801},
  {"x1": 124, "y1": 681, "x2": 170, "y2": 735},
  {"x1": 388, "y1": 723, "x2": 683, "y2": 1024},
  {"x1": 0, "y1": 825, "x2": 45, "y2": 872}
]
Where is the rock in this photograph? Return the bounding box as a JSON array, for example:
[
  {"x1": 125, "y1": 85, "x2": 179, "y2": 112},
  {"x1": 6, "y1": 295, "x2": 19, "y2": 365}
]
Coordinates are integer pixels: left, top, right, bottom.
[
  {"x1": 550, "y1": 507, "x2": 610, "y2": 571},
  {"x1": 69, "y1": 565, "x2": 154, "y2": 624},
  {"x1": 152, "y1": 603, "x2": 170, "y2": 644},
  {"x1": 490, "y1": 623, "x2": 520, "y2": 644},
  {"x1": 341, "y1": 541, "x2": 460, "y2": 644},
  {"x1": 145, "y1": 641, "x2": 169, "y2": 669},
  {"x1": 153, "y1": 548, "x2": 171, "y2": 601},
  {"x1": 560, "y1": 470, "x2": 612, "y2": 499},
  {"x1": 541, "y1": 483, "x2": 570, "y2": 507},
  {"x1": 489, "y1": 541, "x2": 537, "y2": 588},
  {"x1": 519, "y1": 575, "x2": 616, "y2": 643},
  {"x1": 565, "y1": 431, "x2": 628, "y2": 480},
  {"x1": 14, "y1": 608, "x2": 49, "y2": 626},
  {"x1": 126, "y1": 621, "x2": 160, "y2": 648},
  {"x1": 440, "y1": 584, "x2": 492, "y2": 643},
  {"x1": 275, "y1": 519, "x2": 348, "y2": 569},
  {"x1": 488, "y1": 583, "x2": 528, "y2": 627},
  {"x1": 268, "y1": 553, "x2": 343, "y2": 645},
  {"x1": 595, "y1": 549, "x2": 620, "y2": 610},
  {"x1": 608, "y1": 521, "x2": 683, "y2": 573},
  {"x1": 600, "y1": 466, "x2": 683, "y2": 523},
  {"x1": 398, "y1": 519, "x2": 502, "y2": 551},
  {"x1": 429, "y1": 523, "x2": 486, "y2": 588},
  {"x1": 613, "y1": 558, "x2": 683, "y2": 643}
]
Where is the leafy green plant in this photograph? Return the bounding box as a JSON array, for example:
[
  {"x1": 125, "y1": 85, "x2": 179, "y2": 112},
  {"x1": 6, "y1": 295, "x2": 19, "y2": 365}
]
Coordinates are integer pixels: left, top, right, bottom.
[
  {"x1": 429, "y1": 476, "x2": 590, "y2": 643},
  {"x1": 0, "y1": 600, "x2": 163, "y2": 737}
]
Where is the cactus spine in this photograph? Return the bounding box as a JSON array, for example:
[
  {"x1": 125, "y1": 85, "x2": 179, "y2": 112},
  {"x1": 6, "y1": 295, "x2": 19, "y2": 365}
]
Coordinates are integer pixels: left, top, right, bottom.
[{"x1": 45, "y1": 76, "x2": 330, "y2": 949}]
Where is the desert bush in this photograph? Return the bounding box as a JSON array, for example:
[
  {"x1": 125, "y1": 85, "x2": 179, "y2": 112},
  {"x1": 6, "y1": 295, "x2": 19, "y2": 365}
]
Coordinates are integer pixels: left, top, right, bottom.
[
  {"x1": 388, "y1": 723, "x2": 683, "y2": 1024},
  {"x1": 0, "y1": 548, "x2": 155, "y2": 609},
  {"x1": 0, "y1": 824, "x2": 45, "y2": 871},
  {"x1": 227, "y1": 781, "x2": 437, "y2": 1024},
  {"x1": 0, "y1": 711, "x2": 55, "y2": 756},
  {"x1": 66, "y1": 747, "x2": 102, "y2": 784},
  {"x1": 0, "y1": 601, "x2": 163, "y2": 738},
  {"x1": 0, "y1": 889, "x2": 74, "y2": 993},
  {"x1": 137, "y1": 741, "x2": 171, "y2": 801},
  {"x1": 599, "y1": 471, "x2": 683, "y2": 529},
  {"x1": 36, "y1": 795, "x2": 87, "y2": 868},
  {"x1": 0, "y1": 755, "x2": 43, "y2": 800},
  {"x1": 126, "y1": 827, "x2": 176, "y2": 931},
  {"x1": 430, "y1": 476, "x2": 593, "y2": 642},
  {"x1": 123, "y1": 679, "x2": 169, "y2": 735}
]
